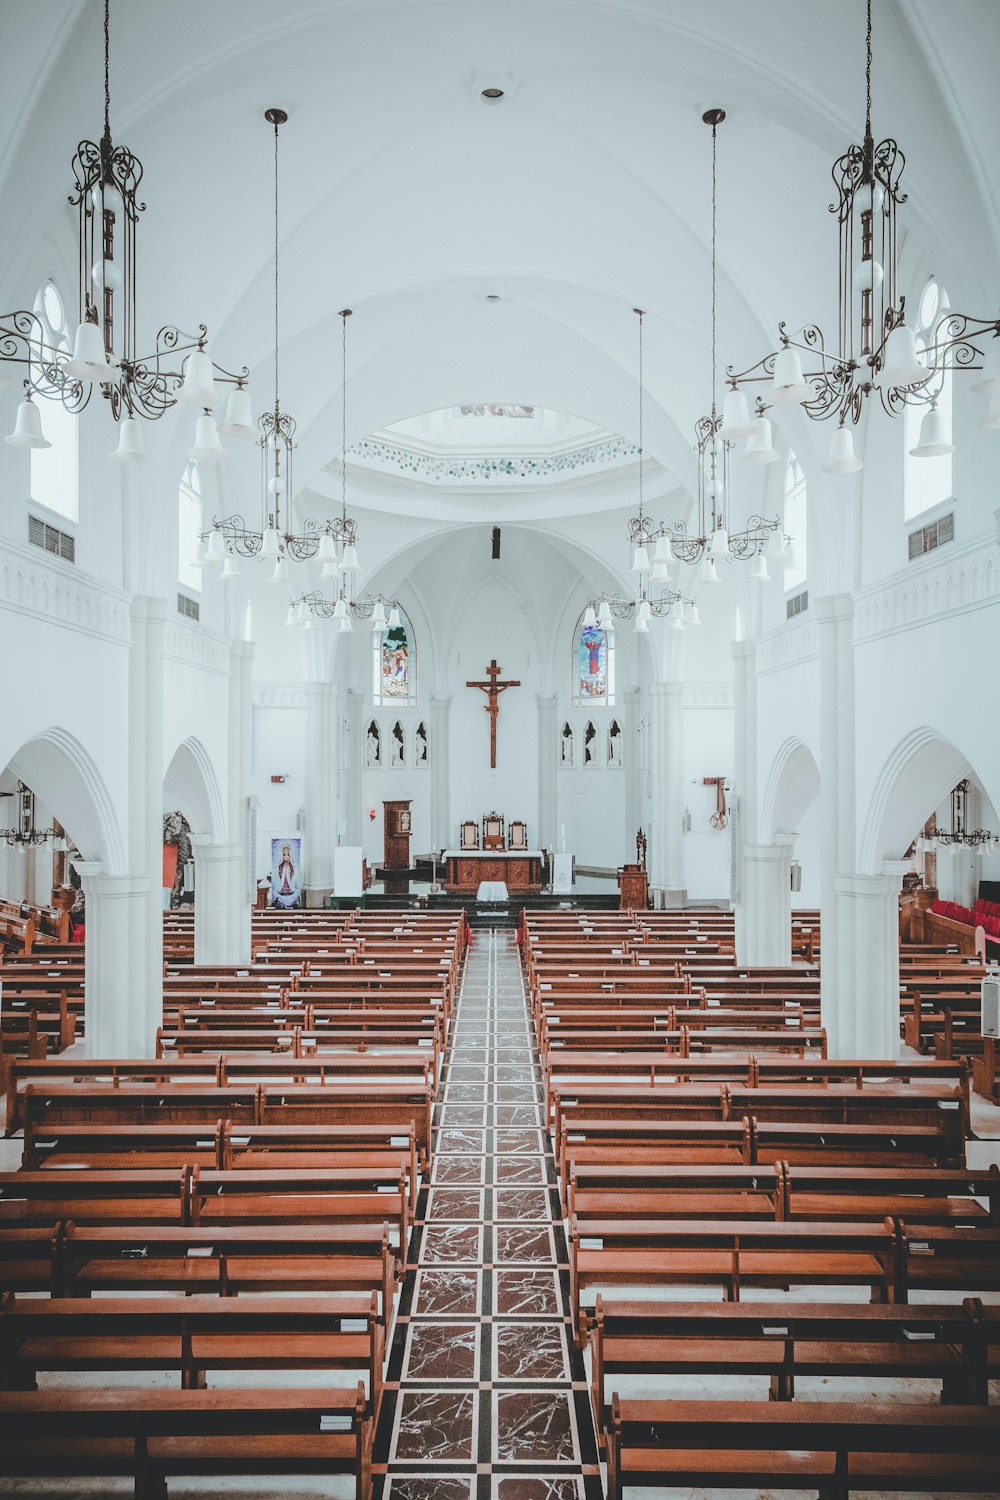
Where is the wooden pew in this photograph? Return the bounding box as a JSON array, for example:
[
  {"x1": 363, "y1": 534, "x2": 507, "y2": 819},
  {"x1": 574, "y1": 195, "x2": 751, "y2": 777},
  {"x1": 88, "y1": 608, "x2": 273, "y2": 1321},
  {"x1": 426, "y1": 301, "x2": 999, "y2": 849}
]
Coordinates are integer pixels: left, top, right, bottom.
[
  {"x1": 0, "y1": 1384, "x2": 373, "y2": 1500},
  {"x1": 606, "y1": 1398, "x2": 1000, "y2": 1500}
]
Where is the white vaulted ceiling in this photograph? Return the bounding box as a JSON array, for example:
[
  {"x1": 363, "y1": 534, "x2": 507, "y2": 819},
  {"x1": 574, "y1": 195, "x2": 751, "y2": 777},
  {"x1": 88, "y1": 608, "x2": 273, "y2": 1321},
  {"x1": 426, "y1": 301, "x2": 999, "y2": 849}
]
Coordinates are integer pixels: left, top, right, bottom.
[{"x1": 2, "y1": 0, "x2": 998, "y2": 520}]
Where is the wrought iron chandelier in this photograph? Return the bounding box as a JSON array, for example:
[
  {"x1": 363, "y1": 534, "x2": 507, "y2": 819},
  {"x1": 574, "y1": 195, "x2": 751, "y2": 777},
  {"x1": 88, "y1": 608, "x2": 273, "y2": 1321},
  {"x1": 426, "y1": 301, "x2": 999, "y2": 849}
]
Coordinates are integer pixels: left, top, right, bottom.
[
  {"x1": 587, "y1": 308, "x2": 693, "y2": 633},
  {"x1": 722, "y1": 0, "x2": 1000, "y2": 475},
  {"x1": 292, "y1": 309, "x2": 375, "y2": 627},
  {"x1": 917, "y1": 781, "x2": 998, "y2": 851},
  {"x1": 1, "y1": 0, "x2": 249, "y2": 460},
  {"x1": 196, "y1": 112, "x2": 353, "y2": 581},
  {"x1": 0, "y1": 784, "x2": 66, "y2": 848},
  {"x1": 668, "y1": 109, "x2": 787, "y2": 583}
]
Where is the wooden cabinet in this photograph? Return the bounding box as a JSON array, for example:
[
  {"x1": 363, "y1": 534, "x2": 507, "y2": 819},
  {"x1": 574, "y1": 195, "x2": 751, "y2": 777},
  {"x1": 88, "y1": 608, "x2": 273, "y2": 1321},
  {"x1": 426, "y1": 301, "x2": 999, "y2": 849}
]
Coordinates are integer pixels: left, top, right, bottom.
[
  {"x1": 382, "y1": 799, "x2": 412, "y2": 895},
  {"x1": 619, "y1": 863, "x2": 649, "y2": 910}
]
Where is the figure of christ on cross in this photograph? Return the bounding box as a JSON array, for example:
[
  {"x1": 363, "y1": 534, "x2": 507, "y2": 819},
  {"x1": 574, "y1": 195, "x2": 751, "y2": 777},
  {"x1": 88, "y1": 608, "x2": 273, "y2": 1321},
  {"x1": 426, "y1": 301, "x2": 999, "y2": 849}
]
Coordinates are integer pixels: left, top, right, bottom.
[{"x1": 466, "y1": 659, "x2": 520, "y2": 768}]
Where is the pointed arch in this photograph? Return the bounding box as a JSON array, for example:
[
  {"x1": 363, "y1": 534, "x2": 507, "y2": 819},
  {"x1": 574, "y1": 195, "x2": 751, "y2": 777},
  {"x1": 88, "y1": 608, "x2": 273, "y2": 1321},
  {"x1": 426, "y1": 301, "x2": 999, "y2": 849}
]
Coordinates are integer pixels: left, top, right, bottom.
[
  {"x1": 573, "y1": 609, "x2": 615, "y2": 707},
  {"x1": 373, "y1": 607, "x2": 416, "y2": 707}
]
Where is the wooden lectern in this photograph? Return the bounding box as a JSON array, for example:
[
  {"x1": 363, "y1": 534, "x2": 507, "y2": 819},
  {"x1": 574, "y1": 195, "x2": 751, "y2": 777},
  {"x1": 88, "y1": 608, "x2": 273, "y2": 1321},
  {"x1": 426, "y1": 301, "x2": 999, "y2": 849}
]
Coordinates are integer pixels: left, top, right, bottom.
[
  {"x1": 382, "y1": 799, "x2": 412, "y2": 896},
  {"x1": 618, "y1": 863, "x2": 649, "y2": 910}
]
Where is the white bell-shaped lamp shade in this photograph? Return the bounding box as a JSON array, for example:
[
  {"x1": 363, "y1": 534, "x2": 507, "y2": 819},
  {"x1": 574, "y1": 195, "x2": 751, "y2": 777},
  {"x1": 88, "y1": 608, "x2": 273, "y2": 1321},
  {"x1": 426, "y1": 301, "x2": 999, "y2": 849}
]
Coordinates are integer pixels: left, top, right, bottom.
[
  {"x1": 741, "y1": 416, "x2": 780, "y2": 464},
  {"x1": 765, "y1": 525, "x2": 787, "y2": 561},
  {"x1": 388, "y1": 606, "x2": 402, "y2": 630},
  {"x1": 372, "y1": 601, "x2": 387, "y2": 629},
  {"x1": 338, "y1": 616, "x2": 354, "y2": 633},
  {"x1": 582, "y1": 604, "x2": 598, "y2": 629},
  {"x1": 64, "y1": 319, "x2": 114, "y2": 380},
  {"x1": 304, "y1": 614, "x2": 320, "y2": 632},
  {"x1": 204, "y1": 528, "x2": 227, "y2": 564},
  {"x1": 631, "y1": 544, "x2": 651, "y2": 576},
  {"x1": 597, "y1": 600, "x2": 613, "y2": 627},
  {"x1": 698, "y1": 554, "x2": 721, "y2": 586},
  {"x1": 110, "y1": 415, "x2": 151, "y2": 463},
  {"x1": 749, "y1": 553, "x2": 770, "y2": 584},
  {"x1": 333, "y1": 595, "x2": 349, "y2": 621},
  {"x1": 668, "y1": 609, "x2": 684, "y2": 630},
  {"x1": 296, "y1": 601, "x2": 311, "y2": 624},
  {"x1": 979, "y1": 392, "x2": 1000, "y2": 430},
  {"x1": 970, "y1": 338, "x2": 1000, "y2": 396},
  {"x1": 321, "y1": 559, "x2": 338, "y2": 578},
  {"x1": 341, "y1": 542, "x2": 360, "y2": 573},
  {"x1": 876, "y1": 323, "x2": 929, "y2": 389},
  {"x1": 221, "y1": 553, "x2": 241, "y2": 580},
  {"x1": 909, "y1": 405, "x2": 955, "y2": 458},
  {"x1": 187, "y1": 414, "x2": 228, "y2": 464},
  {"x1": 317, "y1": 531, "x2": 338, "y2": 563},
  {"x1": 651, "y1": 536, "x2": 673, "y2": 583},
  {"x1": 218, "y1": 386, "x2": 255, "y2": 439},
  {"x1": 190, "y1": 540, "x2": 210, "y2": 570},
  {"x1": 285, "y1": 604, "x2": 298, "y2": 627},
  {"x1": 708, "y1": 525, "x2": 729, "y2": 559},
  {"x1": 633, "y1": 598, "x2": 651, "y2": 633},
  {"x1": 261, "y1": 526, "x2": 280, "y2": 559},
  {"x1": 719, "y1": 387, "x2": 756, "y2": 440},
  {"x1": 177, "y1": 349, "x2": 219, "y2": 408},
  {"x1": 6, "y1": 396, "x2": 51, "y2": 449},
  {"x1": 271, "y1": 555, "x2": 289, "y2": 582},
  {"x1": 686, "y1": 602, "x2": 702, "y2": 626},
  {"x1": 821, "y1": 423, "x2": 863, "y2": 474},
  {"x1": 769, "y1": 344, "x2": 811, "y2": 405}
]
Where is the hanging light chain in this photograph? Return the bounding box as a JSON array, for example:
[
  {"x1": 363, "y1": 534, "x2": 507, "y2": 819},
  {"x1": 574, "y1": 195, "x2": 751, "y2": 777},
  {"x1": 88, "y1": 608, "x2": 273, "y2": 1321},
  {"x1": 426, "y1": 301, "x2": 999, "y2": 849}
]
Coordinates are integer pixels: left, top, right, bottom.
[
  {"x1": 273, "y1": 114, "x2": 280, "y2": 412},
  {"x1": 865, "y1": 0, "x2": 873, "y2": 138},
  {"x1": 103, "y1": 0, "x2": 111, "y2": 137},
  {"x1": 340, "y1": 308, "x2": 349, "y2": 521},
  {"x1": 710, "y1": 115, "x2": 718, "y2": 417},
  {"x1": 635, "y1": 306, "x2": 644, "y2": 520}
]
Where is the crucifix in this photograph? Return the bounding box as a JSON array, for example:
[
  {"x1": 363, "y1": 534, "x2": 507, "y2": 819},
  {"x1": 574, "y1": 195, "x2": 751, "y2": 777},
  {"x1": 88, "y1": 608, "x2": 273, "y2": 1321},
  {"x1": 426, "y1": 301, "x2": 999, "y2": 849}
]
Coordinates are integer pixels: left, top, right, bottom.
[{"x1": 466, "y1": 659, "x2": 520, "y2": 768}]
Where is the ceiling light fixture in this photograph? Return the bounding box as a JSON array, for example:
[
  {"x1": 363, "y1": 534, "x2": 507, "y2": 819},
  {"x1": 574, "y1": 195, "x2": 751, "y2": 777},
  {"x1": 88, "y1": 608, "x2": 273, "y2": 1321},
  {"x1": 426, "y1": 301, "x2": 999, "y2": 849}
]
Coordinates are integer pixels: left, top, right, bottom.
[
  {"x1": 0, "y1": 783, "x2": 67, "y2": 848},
  {"x1": 1, "y1": 0, "x2": 249, "y2": 456},
  {"x1": 587, "y1": 308, "x2": 691, "y2": 632},
  {"x1": 723, "y1": 0, "x2": 1000, "y2": 475}
]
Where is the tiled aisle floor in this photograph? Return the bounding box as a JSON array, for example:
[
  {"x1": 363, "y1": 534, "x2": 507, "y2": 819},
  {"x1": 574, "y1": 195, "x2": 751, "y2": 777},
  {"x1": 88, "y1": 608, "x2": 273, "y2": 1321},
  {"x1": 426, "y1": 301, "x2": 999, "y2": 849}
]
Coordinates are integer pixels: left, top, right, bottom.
[{"x1": 375, "y1": 928, "x2": 603, "y2": 1500}]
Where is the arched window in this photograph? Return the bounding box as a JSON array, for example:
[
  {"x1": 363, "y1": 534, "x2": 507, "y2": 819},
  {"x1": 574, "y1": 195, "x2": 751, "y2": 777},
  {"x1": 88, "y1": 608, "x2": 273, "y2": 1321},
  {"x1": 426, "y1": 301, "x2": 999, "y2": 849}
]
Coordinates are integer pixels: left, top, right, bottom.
[
  {"x1": 29, "y1": 283, "x2": 78, "y2": 523},
  {"x1": 178, "y1": 462, "x2": 203, "y2": 592},
  {"x1": 783, "y1": 451, "x2": 807, "y2": 594},
  {"x1": 905, "y1": 278, "x2": 953, "y2": 521},
  {"x1": 373, "y1": 609, "x2": 416, "y2": 707},
  {"x1": 573, "y1": 612, "x2": 615, "y2": 707}
]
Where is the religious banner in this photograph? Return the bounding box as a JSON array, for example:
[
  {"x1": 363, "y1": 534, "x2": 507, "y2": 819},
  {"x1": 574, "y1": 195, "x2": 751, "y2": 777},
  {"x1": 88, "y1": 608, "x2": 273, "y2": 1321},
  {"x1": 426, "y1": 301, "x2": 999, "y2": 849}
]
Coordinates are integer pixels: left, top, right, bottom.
[{"x1": 271, "y1": 836, "x2": 302, "y2": 909}]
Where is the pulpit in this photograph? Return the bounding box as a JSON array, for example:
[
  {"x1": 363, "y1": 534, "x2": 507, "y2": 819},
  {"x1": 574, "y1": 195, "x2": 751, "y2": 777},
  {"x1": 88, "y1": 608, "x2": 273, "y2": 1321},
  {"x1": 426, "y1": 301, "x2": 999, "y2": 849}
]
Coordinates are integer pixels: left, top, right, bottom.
[
  {"x1": 382, "y1": 799, "x2": 412, "y2": 895},
  {"x1": 619, "y1": 862, "x2": 649, "y2": 910}
]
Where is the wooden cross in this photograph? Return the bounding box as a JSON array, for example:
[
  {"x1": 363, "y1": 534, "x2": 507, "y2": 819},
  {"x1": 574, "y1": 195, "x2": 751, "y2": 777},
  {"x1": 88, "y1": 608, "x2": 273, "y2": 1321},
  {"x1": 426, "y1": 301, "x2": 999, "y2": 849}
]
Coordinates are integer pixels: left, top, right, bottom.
[{"x1": 466, "y1": 659, "x2": 520, "y2": 768}]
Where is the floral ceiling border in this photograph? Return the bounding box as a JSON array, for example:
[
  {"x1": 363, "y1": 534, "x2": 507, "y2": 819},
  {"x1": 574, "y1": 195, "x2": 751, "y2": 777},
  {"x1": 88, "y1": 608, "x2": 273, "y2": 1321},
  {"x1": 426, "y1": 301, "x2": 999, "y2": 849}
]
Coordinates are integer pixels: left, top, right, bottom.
[{"x1": 346, "y1": 435, "x2": 640, "y2": 483}]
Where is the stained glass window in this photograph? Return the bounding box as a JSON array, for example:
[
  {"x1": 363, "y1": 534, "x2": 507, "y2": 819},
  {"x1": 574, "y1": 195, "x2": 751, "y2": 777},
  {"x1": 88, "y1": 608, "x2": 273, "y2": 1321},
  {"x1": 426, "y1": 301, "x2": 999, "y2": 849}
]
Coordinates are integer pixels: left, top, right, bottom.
[
  {"x1": 373, "y1": 611, "x2": 416, "y2": 707},
  {"x1": 573, "y1": 614, "x2": 614, "y2": 706}
]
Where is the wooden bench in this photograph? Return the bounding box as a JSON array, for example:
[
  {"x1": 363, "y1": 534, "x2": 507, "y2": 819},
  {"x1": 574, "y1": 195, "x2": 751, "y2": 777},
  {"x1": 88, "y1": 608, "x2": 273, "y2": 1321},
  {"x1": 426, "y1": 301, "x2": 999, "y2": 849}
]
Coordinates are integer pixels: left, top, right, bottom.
[
  {"x1": 0, "y1": 1291, "x2": 385, "y2": 1414},
  {"x1": 607, "y1": 1397, "x2": 1000, "y2": 1500},
  {"x1": 0, "y1": 1384, "x2": 373, "y2": 1500}
]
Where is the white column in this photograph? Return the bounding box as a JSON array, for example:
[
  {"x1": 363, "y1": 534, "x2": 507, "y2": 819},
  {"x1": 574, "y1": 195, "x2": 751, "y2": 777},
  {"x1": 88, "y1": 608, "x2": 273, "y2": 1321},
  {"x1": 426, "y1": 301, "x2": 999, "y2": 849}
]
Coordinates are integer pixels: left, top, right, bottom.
[
  {"x1": 344, "y1": 690, "x2": 363, "y2": 846},
  {"x1": 833, "y1": 861, "x2": 908, "y2": 1058},
  {"x1": 429, "y1": 695, "x2": 451, "y2": 850},
  {"x1": 302, "y1": 682, "x2": 339, "y2": 903},
  {"x1": 647, "y1": 681, "x2": 686, "y2": 905},
  {"x1": 190, "y1": 837, "x2": 246, "y2": 965},
  {"x1": 536, "y1": 693, "x2": 557, "y2": 852},
  {"x1": 624, "y1": 686, "x2": 641, "y2": 851},
  {"x1": 227, "y1": 640, "x2": 254, "y2": 965},
  {"x1": 128, "y1": 597, "x2": 166, "y2": 1051},
  {"x1": 815, "y1": 594, "x2": 855, "y2": 1054},
  {"x1": 742, "y1": 837, "x2": 796, "y2": 966},
  {"x1": 732, "y1": 641, "x2": 757, "y2": 964},
  {"x1": 75, "y1": 862, "x2": 155, "y2": 1057}
]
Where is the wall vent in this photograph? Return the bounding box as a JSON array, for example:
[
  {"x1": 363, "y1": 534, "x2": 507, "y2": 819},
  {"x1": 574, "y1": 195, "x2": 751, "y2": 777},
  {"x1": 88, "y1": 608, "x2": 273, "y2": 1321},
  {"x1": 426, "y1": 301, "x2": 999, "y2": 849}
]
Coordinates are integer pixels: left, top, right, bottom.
[
  {"x1": 28, "y1": 515, "x2": 75, "y2": 563},
  {"x1": 786, "y1": 588, "x2": 809, "y2": 619},
  {"x1": 908, "y1": 510, "x2": 955, "y2": 561},
  {"x1": 177, "y1": 592, "x2": 200, "y2": 621}
]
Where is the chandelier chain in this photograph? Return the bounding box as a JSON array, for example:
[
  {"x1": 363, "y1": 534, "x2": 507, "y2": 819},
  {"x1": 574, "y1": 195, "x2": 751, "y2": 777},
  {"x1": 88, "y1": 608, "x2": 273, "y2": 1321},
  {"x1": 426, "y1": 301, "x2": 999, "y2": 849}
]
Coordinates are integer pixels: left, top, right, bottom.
[
  {"x1": 103, "y1": 0, "x2": 111, "y2": 137},
  {"x1": 865, "y1": 0, "x2": 873, "y2": 137},
  {"x1": 636, "y1": 306, "x2": 644, "y2": 519},
  {"x1": 711, "y1": 118, "x2": 718, "y2": 416},
  {"x1": 341, "y1": 309, "x2": 348, "y2": 520},
  {"x1": 273, "y1": 115, "x2": 280, "y2": 411}
]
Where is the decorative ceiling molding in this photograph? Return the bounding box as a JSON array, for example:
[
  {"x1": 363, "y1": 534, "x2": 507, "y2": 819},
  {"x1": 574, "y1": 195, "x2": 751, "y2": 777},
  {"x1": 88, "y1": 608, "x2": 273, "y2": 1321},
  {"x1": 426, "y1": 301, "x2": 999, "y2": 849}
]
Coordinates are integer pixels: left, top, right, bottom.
[{"x1": 346, "y1": 435, "x2": 641, "y2": 485}]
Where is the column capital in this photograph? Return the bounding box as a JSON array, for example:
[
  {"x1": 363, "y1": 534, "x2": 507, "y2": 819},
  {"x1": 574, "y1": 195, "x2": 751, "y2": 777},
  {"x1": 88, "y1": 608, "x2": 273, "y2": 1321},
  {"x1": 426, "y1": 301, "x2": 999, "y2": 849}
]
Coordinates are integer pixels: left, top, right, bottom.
[
  {"x1": 813, "y1": 593, "x2": 855, "y2": 626},
  {"x1": 130, "y1": 596, "x2": 169, "y2": 625},
  {"x1": 834, "y1": 870, "x2": 894, "y2": 899},
  {"x1": 744, "y1": 840, "x2": 795, "y2": 863},
  {"x1": 189, "y1": 836, "x2": 242, "y2": 863}
]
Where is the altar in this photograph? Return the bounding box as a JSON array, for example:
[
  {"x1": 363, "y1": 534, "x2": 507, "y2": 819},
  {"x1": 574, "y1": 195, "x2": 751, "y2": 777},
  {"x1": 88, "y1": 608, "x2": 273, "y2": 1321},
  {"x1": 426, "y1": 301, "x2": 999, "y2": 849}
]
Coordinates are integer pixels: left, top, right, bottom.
[{"x1": 443, "y1": 849, "x2": 544, "y2": 893}]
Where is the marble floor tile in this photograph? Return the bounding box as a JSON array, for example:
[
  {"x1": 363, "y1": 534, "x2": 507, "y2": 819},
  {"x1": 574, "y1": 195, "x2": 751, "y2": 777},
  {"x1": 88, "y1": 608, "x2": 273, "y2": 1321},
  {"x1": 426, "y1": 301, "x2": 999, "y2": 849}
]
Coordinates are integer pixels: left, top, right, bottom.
[
  {"x1": 403, "y1": 1321, "x2": 480, "y2": 1381},
  {"x1": 494, "y1": 1188, "x2": 553, "y2": 1222},
  {"x1": 494, "y1": 1224, "x2": 557, "y2": 1265},
  {"x1": 494, "y1": 1321, "x2": 569, "y2": 1381},
  {"x1": 412, "y1": 1268, "x2": 482, "y2": 1316},
  {"x1": 437, "y1": 1127, "x2": 488, "y2": 1154},
  {"x1": 494, "y1": 1103, "x2": 543, "y2": 1128},
  {"x1": 495, "y1": 1128, "x2": 547, "y2": 1154},
  {"x1": 492, "y1": 1389, "x2": 577, "y2": 1463},
  {"x1": 427, "y1": 1187, "x2": 485, "y2": 1222},
  {"x1": 431, "y1": 1154, "x2": 486, "y2": 1186},
  {"x1": 493, "y1": 1269, "x2": 563, "y2": 1317},
  {"x1": 392, "y1": 1388, "x2": 477, "y2": 1462},
  {"x1": 494, "y1": 1153, "x2": 548, "y2": 1185},
  {"x1": 419, "y1": 1223, "x2": 483, "y2": 1264},
  {"x1": 492, "y1": 1475, "x2": 585, "y2": 1499},
  {"x1": 387, "y1": 1478, "x2": 474, "y2": 1500},
  {"x1": 444, "y1": 1080, "x2": 493, "y2": 1102}
]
